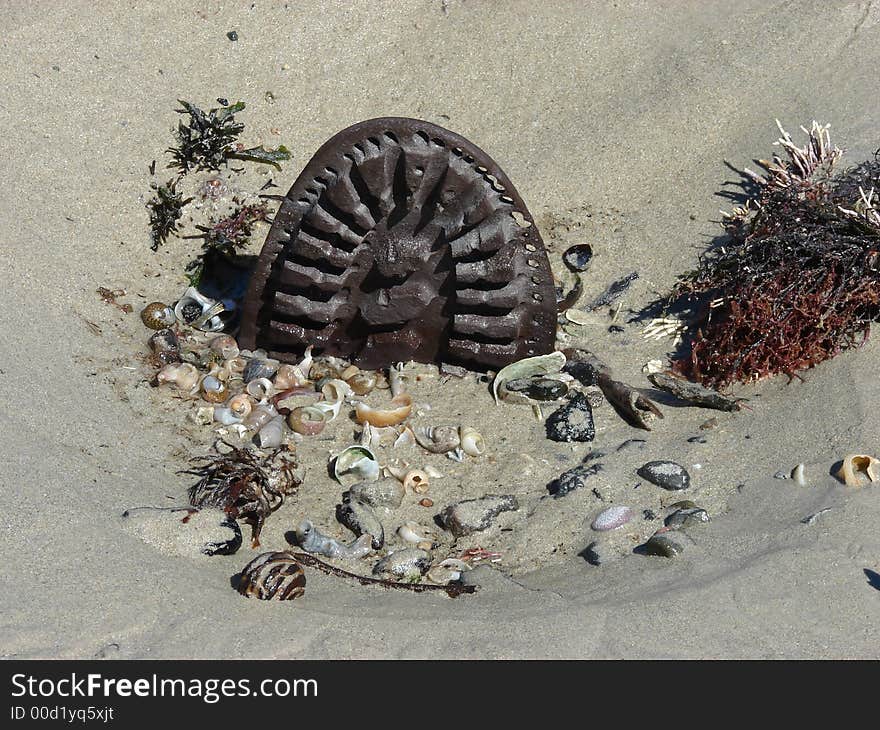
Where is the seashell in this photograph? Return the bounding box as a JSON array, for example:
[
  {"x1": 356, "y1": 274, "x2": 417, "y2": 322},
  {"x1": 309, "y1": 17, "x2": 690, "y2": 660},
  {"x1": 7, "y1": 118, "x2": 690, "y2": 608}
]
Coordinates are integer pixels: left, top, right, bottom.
[
  {"x1": 562, "y1": 243, "x2": 593, "y2": 272},
  {"x1": 393, "y1": 426, "x2": 415, "y2": 449},
  {"x1": 340, "y1": 364, "x2": 360, "y2": 381},
  {"x1": 346, "y1": 370, "x2": 377, "y2": 396},
  {"x1": 199, "y1": 375, "x2": 228, "y2": 403},
  {"x1": 243, "y1": 404, "x2": 278, "y2": 431},
  {"x1": 347, "y1": 478, "x2": 405, "y2": 510},
  {"x1": 213, "y1": 406, "x2": 242, "y2": 426},
  {"x1": 333, "y1": 445, "x2": 380, "y2": 486},
  {"x1": 141, "y1": 302, "x2": 176, "y2": 330},
  {"x1": 397, "y1": 521, "x2": 432, "y2": 545},
  {"x1": 336, "y1": 498, "x2": 385, "y2": 549},
  {"x1": 791, "y1": 463, "x2": 806, "y2": 486},
  {"x1": 238, "y1": 118, "x2": 557, "y2": 371},
  {"x1": 148, "y1": 327, "x2": 179, "y2": 353},
  {"x1": 209, "y1": 334, "x2": 239, "y2": 360},
  {"x1": 227, "y1": 393, "x2": 254, "y2": 418},
  {"x1": 492, "y1": 351, "x2": 567, "y2": 404},
  {"x1": 287, "y1": 406, "x2": 327, "y2": 436},
  {"x1": 294, "y1": 519, "x2": 373, "y2": 559},
  {"x1": 309, "y1": 360, "x2": 342, "y2": 382},
  {"x1": 224, "y1": 356, "x2": 247, "y2": 378},
  {"x1": 246, "y1": 377, "x2": 275, "y2": 401},
  {"x1": 834, "y1": 454, "x2": 880, "y2": 487},
  {"x1": 414, "y1": 425, "x2": 460, "y2": 454},
  {"x1": 564, "y1": 309, "x2": 592, "y2": 326},
  {"x1": 273, "y1": 363, "x2": 306, "y2": 390},
  {"x1": 193, "y1": 406, "x2": 215, "y2": 426},
  {"x1": 403, "y1": 469, "x2": 429, "y2": 494},
  {"x1": 355, "y1": 393, "x2": 413, "y2": 427},
  {"x1": 419, "y1": 498, "x2": 434, "y2": 508},
  {"x1": 591, "y1": 505, "x2": 634, "y2": 531},
  {"x1": 174, "y1": 286, "x2": 229, "y2": 332},
  {"x1": 372, "y1": 548, "x2": 431, "y2": 579},
  {"x1": 315, "y1": 378, "x2": 353, "y2": 421},
  {"x1": 156, "y1": 362, "x2": 200, "y2": 392},
  {"x1": 237, "y1": 551, "x2": 306, "y2": 600},
  {"x1": 459, "y1": 426, "x2": 485, "y2": 457},
  {"x1": 383, "y1": 460, "x2": 410, "y2": 482},
  {"x1": 257, "y1": 416, "x2": 286, "y2": 449},
  {"x1": 423, "y1": 464, "x2": 444, "y2": 479},
  {"x1": 426, "y1": 559, "x2": 469, "y2": 585},
  {"x1": 243, "y1": 357, "x2": 279, "y2": 383}
]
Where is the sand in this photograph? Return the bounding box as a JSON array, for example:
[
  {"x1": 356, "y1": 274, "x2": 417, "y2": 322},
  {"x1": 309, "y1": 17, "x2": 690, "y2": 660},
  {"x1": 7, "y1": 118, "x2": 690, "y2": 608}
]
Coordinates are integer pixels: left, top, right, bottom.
[{"x1": 1, "y1": 0, "x2": 879, "y2": 659}]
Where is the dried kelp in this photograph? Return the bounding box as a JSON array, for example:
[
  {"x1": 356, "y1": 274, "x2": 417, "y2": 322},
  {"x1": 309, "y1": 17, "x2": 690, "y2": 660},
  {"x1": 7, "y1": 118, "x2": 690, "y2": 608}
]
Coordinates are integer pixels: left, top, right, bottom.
[
  {"x1": 672, "y1": 121, "x2": 880, "y2": 387},
  {"x1": 184, "y1": 444, "x2": 301, "y2": 546},
  {"x1": 646, "y1": 370, "x2": 744, "y2": 411}
]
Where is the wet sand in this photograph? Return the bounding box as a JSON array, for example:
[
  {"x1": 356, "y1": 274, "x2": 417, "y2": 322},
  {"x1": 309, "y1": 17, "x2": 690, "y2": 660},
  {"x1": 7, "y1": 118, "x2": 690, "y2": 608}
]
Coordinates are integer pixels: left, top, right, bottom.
[{"x1": 1, "y1": 0, "x2": 879, "y2": 658}]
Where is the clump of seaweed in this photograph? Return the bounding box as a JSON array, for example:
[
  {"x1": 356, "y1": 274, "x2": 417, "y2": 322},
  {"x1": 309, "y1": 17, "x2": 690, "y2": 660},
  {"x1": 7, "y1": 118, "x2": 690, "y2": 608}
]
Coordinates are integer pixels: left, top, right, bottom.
[
  {"x1": 167, "y1": 99, "x2": 290, "y2": 173},
  {"x1": 147, "y1": 179, "x2": 192, "y2": 250},
  {"x1": 184, "y1": 444, "x2": 302, "y2": 547},
  {"x1": 193, "y1": 200, "x2": 271, "y2": 254},
  {"x1": 671, "y1": 121, "x2": 880, "y2": 387}
]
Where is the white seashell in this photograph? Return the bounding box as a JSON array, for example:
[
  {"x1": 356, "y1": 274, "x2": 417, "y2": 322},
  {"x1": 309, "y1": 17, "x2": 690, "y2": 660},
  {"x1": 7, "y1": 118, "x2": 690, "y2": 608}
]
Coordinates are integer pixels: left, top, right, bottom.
[
  {"x1": 213, "y1": 406, "x2": 242, "y2": 426},
  {"x1": 564, "y1": 309, "x2": 592, "y2": 325},
  {"x1": 414, "y1": 425, "x2": 460, "y2": 453},
  {"x1": 423, "y1": 464, "x2": 444, "y2": 479},
  {"x1": 224, "y1": 356, "x2": 247, "y2": 378},
  {"x1": 492, "y1": 351, "x2": 566, "y2": 404},
  {"x1": 174, "y1": 286, "x2": 228, "y2": 332},
  {"x1": 403, "y1": 469, "x2": 429, "y2": 494},
  {"x1": 243, "y1": 404, "x2": 278, "y2": 431},
  {"x1": 459, "y1": 426, "x2": 485, "y2": 457},
  {"x1": 397, "y1": 522, "x2": 431, "y2": 545},
  {"x1": 257, "y1": 416, "x2": 286, "y2": 449},
  {"x1": 393, "y1": 426, "x2": 415, "y2": 449},
  {"x1": 446, "y1": 447, "x2": 466, "y2": 463},
  {"x1": 246, "y1": 377, "x2": 275, "y2": 401},
  {"x1": 273, "y1": 363, "x2": 306, "y2": 390},
  {"x1": 193, "y1": 406, "x2": 215, "y2": 426},
  {"x1": 156, "y1": 362, "x2": 200, "y2": 392},
  {"x1": 834, "y1": 454, "x2": 880, "y2": 487},
  {"x1": 791, "y1": 463, "x2": 806, "y2": 486},
  {"x1": 383, "y1": 460, "x2": 410, "y2": 482},
  {"x1": 642, "y1": 359, "x2": 665, "y2": 375},
  {"x1": 334, "y1": 446, "x2": 380, "y2": 485}
]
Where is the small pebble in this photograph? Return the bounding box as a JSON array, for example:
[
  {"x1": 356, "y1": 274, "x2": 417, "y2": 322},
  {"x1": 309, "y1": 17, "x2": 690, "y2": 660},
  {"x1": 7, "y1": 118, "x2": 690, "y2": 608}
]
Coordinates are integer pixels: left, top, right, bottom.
[
  {"x1": 562, "y1": 243, "x2": 593, "y2": 272},
  {"x1": 700, "y1": 418, "x2": 718, "y2": 430},
  {"x1": 773, "y1": 471, "x2": 789, "y2": 480},
  {"x1": 505, "y1": 376, "x2": 568, "y2": 401},
  {"x1": 687, "y1": 436, "x2": 707, "y2": 444},
  {"x1": 608, "y1": 324, "x2": 625, "y2": 333},
  {"x1": 547, "y1": 463, "x2": 603, "y2": 498},
  {"x1": 591, "y1": 505, "x2": 634, "y2": 531},
  {"x1": 227, "y1": 30, "x2": 238, "y2": 41},
  {"x1": 664, "y1": 507, "x2": 710, "y2": 530},
  {"x1": 643, "y1": 532, "x2": 693, "y2": 557},
  {"x1": 637, "y1": 460, "x2": 691, "y2": 491},
  {"x1": 643, "y1": 509, "x2": 657, "y2": 520},
  {"x1": 419, "y1": 498, "x2": 434, "y2": 508}
]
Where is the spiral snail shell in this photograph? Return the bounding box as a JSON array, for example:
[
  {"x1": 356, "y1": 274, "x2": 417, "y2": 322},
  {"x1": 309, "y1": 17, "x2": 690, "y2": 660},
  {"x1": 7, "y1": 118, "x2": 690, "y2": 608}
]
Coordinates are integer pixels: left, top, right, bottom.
[
  {"x1": 237, "y1": 551, "x2": 306, "y2": 601},
  {"x1": 246, "y1": 377, "x2": 275, "y2": 402},
  {"x1": 287, "y1": 406, "x2": 327, "y2": 436},
  {"x1": 227, "y1": 393, "x2": 254, "y2": 418},
  {"x1": 459, "y1": 426, "x2": 485, "y2": 457},
  {"x1": 140, "y1": 302, "x2": 176, "y2": 330},
  {"x1": 414, "y1": 425, "x2": 460, "y2": 454},
  {"x1": 209, "y1": 334, "x2": 240, "y2": 360},
  {"x1": 403, "y1": 469, "x2": 430, "y2": 494},
  {"x1": 199, "y1": 375, "x2": 229, "y2": 403}
]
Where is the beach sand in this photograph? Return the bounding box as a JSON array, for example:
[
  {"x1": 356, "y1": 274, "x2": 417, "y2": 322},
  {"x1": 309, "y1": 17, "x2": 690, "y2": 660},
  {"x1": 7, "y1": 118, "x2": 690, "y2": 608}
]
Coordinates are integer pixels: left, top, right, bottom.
[{"x1": 1, "y1": 0, "x2": 879, "y2": 658}]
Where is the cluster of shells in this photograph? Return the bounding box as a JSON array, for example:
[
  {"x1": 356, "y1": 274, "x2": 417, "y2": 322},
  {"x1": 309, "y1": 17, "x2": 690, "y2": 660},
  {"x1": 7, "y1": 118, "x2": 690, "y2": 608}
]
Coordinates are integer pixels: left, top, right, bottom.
[{"x1": 141, "y1": 294, "x2": 507, "y2": 598}]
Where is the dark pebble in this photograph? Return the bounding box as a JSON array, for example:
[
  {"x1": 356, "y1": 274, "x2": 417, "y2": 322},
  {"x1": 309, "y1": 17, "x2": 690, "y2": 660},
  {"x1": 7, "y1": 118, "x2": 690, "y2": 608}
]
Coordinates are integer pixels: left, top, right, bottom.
[
  {"x1": 227, "y1": 30, "x2": 238, "y2": 41},
  {"x1": 643, "y1": 533, "x2": 688, "y2": 557},
  {"x1": 562, "y1": 243, "x2": 593, "y2": 272},
  {"x1": 637, "y1": 460, "x2": 691, "y2": 490},
  {"x1": 505, "y1": 376, "x2": 568, "y2": 401},
  {"x1": 547, "y1": 463, "x2": 603, "y2": 498},
  {"x1": 664, "y1": 507, "x2": 709, "y2": 530},
  {"x1": 643, "y1": 509, "x2": 657, "y2": 520},
  {"x1": 546, "y1": 392, "x2": 595, "y2": 442},
  {"x1": 687, "y1": 436, "x2": 707, "y2": 444},
  {"x1": 608, "y1": 324, "x2": 625, "y2": 333},
  {"x1": 617, "y1": 438, "x2": 647, "y2": 452}
]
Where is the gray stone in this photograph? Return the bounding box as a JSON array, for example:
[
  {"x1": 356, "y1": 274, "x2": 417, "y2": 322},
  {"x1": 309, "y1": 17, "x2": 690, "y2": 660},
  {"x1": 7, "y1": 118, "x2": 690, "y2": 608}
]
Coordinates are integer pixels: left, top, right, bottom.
[
  {"x1": 347, "y1": 478, "x2": 405, "y2": 510},
  {"x1": 438, "y1": 495, "x2": 519, "y2": 537},
  {"x1": 546, "y1": 392, "x2": 595, "y2": 442},
  {"x1": 664, "y1": 507, "x2": 709, "y2": 530},
  {"x1": 372, "y1": 548, "x2": 431, "y2": 579},
  {"x1": 336, "y1": 498, "x2": 385, "y2": 549},
  {"x1": 637, "y1": 460, "x2": 691, "y2": 490},
  {"x1": 643, "y1": 531, "x2": 695, "y2": 557}
]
